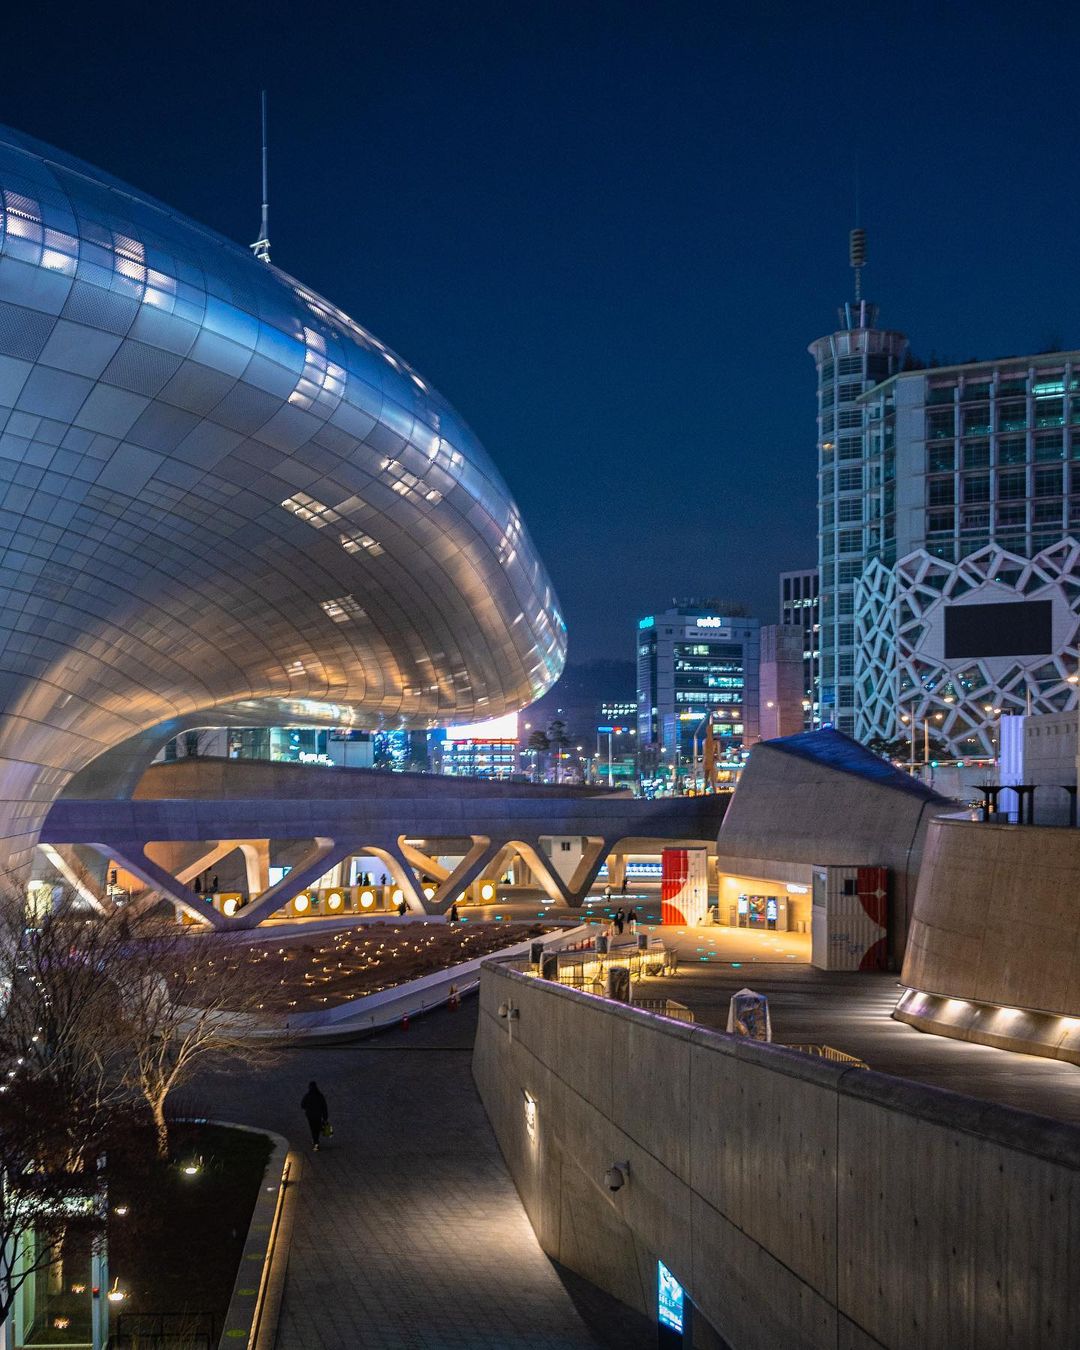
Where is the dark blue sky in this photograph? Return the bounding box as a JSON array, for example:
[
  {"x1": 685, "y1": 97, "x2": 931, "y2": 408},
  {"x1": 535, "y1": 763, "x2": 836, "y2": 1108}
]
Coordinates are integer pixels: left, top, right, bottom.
[{"x1": 5, "y1": 2, "x2": 1078, "y2": 661}]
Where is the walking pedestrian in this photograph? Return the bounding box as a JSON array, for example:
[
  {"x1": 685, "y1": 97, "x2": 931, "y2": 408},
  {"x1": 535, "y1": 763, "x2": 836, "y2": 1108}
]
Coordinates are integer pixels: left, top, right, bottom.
[
  {"x1": 620, "y1": 875, "x2": 628, "y2": 897},
  {"x1": 628, "y1": 911, "x2": 637, "y2": 935},
  {"x1": 300, "y1": 1080, "x2": 329, "y2": 1151},
  {"x1": 449, "y1": 901, "x2": 460, "y2": 924}
]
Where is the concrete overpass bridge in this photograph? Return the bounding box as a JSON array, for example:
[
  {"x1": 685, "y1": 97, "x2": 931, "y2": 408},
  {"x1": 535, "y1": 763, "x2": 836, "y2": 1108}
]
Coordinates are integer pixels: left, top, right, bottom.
[{"x1": 39, "y1": 759, "x2": 727, "y2": 930}]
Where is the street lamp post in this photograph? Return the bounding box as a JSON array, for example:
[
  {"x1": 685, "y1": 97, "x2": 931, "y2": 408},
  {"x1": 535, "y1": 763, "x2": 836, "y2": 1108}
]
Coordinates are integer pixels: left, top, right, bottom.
[
  {"x1": 982, "y1": 703, "x2": 1003, "y2": 766},
  {"x1": 900, "y1": 709, "x2": 946, "y2": 773}
]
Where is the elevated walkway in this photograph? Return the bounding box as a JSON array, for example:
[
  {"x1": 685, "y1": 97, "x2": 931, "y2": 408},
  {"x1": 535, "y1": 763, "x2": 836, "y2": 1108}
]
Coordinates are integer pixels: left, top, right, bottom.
[{"x1": 42, "y1": 759, "x2": 726, "y2": 930}]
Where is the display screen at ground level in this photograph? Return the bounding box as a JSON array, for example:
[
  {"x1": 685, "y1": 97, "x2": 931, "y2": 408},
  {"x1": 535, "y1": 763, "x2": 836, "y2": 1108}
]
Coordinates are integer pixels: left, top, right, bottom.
[
  {"x1": 944, "y1": 600, "x2": 1052, "y2": 659},
  {"x1": 658, "y1": 1261, "x2": 685, "y2": 1333}
]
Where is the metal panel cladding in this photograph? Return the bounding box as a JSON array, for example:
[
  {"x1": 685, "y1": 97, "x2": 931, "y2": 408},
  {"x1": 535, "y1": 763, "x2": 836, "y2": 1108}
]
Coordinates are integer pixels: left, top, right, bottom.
[{"x1": 0, "y1": 124, "x2": 566, "y2": 874}]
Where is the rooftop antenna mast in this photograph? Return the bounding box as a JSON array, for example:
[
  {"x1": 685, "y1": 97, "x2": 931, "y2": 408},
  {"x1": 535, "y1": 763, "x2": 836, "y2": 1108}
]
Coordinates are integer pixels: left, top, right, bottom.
[
  {"x1": 251, "y1": 90, "x2": 271, "y2": 264},
  {"x1": 849, "y1": 157, "x2": 865, "y2": 304}
]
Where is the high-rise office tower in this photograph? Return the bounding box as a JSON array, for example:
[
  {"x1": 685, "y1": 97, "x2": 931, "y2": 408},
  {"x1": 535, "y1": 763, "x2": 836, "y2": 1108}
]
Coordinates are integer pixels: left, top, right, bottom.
[
  {"x1": 779, "y1": 568, "x2": 820, "y2": 728},
  {"x1": 811, "y1": 231, "x2": 1079, "y2": 757},
  {"x1": 809, "y1": 229, "x2": 908, "y2": 734}
]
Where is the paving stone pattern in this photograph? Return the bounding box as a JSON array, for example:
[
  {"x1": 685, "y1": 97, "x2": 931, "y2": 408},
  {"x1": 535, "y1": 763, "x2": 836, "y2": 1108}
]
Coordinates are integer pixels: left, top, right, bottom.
[{"x1": 194, "y1": 1006, "x2": 602, "y2": 1349}]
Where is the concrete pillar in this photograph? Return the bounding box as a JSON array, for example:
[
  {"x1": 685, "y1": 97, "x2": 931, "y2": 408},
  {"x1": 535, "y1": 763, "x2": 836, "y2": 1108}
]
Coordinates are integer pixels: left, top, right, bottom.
[{"x1": 238, "y1": 840, "x2": 270, "y2": 896}]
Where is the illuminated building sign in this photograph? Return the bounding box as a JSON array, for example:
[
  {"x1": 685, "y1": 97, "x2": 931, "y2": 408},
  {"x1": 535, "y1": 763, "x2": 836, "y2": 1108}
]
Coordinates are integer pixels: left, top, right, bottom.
[
  {"x1": 694, "y1": 616, "x2": 724, "y2": 627},
  {"x1": 639, "y1": 616, "x2": 655, "y2": 629},
  {"x1": 443, "y1": 712, "x2": 519, "y2": 741},
  {"x1": 657, "y1": 1261, "x2": 685, "y2": 1333},
  {"x1": 598, "y1": 861, "x2": 662, "y2": 878}
]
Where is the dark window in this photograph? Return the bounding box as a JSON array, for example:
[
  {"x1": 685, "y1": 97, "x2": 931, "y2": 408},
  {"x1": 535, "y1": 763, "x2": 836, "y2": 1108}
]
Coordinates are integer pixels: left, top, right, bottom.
[
  {"x1": 963, "y1": 440, "x2": 990, "y2": 469},
  {"x1": 998, "y1": 436, "x2": 1027, "y2": 465},
  {"x1": 944, "y1": 601, "x2": 1052, "y2": 658},
  {"x1": 962, "y1": 474, "x2": 990, "y2": 503},
  {"x1": 999, "y1": 471, "x2": 1027, "y2": 500},
  {"x1": 927, "y1": 445, "x2": 955, "y2": 473},
  {"x1": 1035, "y1": 466, "x2": 1063, "y2": 496}
]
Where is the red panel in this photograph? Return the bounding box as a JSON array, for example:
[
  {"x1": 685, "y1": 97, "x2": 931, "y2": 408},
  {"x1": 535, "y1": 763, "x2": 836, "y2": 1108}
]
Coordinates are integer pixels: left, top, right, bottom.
[
  {"x1": 858, "y1": 935, "x2": 889, "y2": 972},
  {"x1": 856, "y1": 866, "x2": 888, "y2": 928},
  {"x1": 661, "y1": 848, "x2": 688, "y2": 926}
]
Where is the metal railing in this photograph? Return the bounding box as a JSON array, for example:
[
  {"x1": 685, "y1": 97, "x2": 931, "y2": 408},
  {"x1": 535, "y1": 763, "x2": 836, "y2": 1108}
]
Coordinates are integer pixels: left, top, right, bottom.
[
  {"x1": 783, "y1": 1044, "x2": 868, "y2": 1068},
  {"x1": 631, "y1": 998, "x2": 695, "y2": 1023}
]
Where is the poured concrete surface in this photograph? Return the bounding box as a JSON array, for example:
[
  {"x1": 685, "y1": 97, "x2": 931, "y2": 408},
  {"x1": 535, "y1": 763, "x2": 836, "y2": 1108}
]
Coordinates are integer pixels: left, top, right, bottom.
[{"x1": 641, "y1": 929, "x2": 1080, "y2": 1123}]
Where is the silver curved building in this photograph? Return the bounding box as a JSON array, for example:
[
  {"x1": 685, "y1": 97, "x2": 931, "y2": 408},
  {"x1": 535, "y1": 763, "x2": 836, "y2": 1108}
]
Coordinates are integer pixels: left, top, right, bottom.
[{"x1": 0, "y1": 125, "x2": 566, "y2": 876}]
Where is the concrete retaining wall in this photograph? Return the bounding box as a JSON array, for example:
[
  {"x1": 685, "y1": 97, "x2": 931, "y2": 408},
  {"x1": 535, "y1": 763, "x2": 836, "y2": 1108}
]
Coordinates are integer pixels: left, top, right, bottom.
[{"x1": 473, "y1": 962, "x2": 1080, "y2": 1350}]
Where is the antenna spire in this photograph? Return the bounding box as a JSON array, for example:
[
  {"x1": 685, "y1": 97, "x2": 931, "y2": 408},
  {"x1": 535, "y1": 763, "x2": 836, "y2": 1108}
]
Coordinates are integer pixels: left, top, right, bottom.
[
  {"x1": 251, "y1": 90, "x2": 271, "y2": 264},
  {"x1": 849, "y1": 157, "x2": 865, "y2": 303},
  {"x1": 849, "y1": 225, "x2": 866, "y2": 304}
]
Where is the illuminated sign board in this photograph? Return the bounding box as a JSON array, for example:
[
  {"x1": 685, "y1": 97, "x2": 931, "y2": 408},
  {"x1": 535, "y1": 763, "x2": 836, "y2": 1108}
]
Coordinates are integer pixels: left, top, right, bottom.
[
  {"x1": 657, "y1": 1261, "x2": 685, "y2": 1334},
  {"x1": 694, "y1": 616, "x2": 724, "y2": 627},
  {"x1": 598, "y1": 861, "x2": 662, "y2": 879},
  {"x1": 638, "y1": 616, "x2": 655, "y2": 629},
  {"x1": 523, "y1": 1090, "x2": 537, "y2": 1140},
  {"x1": 443, "y1": 712, "x2": 519, "y2": 742}
]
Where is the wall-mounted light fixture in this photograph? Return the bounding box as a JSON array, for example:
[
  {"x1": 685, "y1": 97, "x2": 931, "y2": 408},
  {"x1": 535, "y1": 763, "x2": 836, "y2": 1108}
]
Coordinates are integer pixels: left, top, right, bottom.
[{"x1": 604, "y1": 1160, "x2": 630, "y2": 1192}]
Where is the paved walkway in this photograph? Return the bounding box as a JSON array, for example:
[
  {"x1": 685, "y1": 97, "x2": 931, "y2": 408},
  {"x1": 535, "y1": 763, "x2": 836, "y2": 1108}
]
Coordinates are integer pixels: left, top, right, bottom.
[
  {"x1": 194, "y1": 1005, "x2": 605, "y2": 1350},
  {"x1": 645, "y1": 928, "x2": 1080, "y2": 1124}
]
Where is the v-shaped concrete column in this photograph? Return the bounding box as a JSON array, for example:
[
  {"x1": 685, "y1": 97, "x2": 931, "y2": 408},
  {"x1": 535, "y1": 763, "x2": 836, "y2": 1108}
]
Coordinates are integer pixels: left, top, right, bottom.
[
  {"x1": 85, "y1": 842, "x2": 225, "y2": 928},
  {"x1": 224, "y1": 837, "x2": 351, "y2": 928},
  {"x1": 426, "y1": 836, "x2": 496, "y2": 914}
]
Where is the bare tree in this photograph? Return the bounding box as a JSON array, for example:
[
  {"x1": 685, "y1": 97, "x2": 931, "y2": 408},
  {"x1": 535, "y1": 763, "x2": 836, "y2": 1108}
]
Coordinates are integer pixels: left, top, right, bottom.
[
  {"x1": 0, "y1": 891, "x2": 127, "y2": 1322},
  {"x1": 108, "y1": 925, "x2": 276, "y2": 1158},
  {"x1": 0, "y1": 1076, "x2": 111, "y2": 1323}
]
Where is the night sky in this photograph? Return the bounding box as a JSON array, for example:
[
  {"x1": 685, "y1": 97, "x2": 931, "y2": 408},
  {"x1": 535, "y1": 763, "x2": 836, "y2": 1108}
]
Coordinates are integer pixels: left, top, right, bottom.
[{"x1": 4, "y1": 2, "x2": 1078, "y2": 663}]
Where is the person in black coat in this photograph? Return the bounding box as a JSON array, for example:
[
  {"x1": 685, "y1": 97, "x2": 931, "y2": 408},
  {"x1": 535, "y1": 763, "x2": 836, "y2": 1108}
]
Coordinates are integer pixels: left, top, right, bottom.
[{"x1": 300, "y1": 1080, "x2": 329, "y2": 1150}]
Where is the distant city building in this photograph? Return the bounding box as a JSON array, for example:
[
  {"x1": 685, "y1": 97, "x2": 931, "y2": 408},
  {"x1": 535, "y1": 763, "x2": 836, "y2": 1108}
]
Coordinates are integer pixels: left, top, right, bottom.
[
  {"x1": 758, "y1": 625, "x2": 806, "y2": 740},
  {"x1": 636, "y1": 603, "x2": 761, "y2": 771},
  {"x1": 434, "y1": 713, "x2": 520, "y2": 780},
  {"x1": 779, "y1": 568, "x2": 820, "y2": 727},
  {"x1": 811, "y1": 230, "x2": 1080, "y2": 757},
  {"x1": 596, "y1": 701, "x2": 638, "y2": 786}
]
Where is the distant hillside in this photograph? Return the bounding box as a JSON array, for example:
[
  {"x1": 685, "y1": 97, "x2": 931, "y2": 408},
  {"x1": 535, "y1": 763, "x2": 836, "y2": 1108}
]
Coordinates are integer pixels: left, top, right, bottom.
[{"x1": 523, "y1": 658, "x2": 636, "y2": 740}]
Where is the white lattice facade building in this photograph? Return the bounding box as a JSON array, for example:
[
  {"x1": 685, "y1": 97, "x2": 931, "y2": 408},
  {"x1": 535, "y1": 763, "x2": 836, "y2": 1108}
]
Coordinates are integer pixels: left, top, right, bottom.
[
  {"x1": 854, "y1": 539, "x2": 1080, "y2": 756},
  {"x1": 811, "y1": 294, "x2": 1080, "y2": 761}
]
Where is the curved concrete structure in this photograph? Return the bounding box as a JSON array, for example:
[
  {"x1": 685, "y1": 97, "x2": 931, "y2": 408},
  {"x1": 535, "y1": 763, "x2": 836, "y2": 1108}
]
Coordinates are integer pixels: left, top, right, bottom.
[
  {"x1": 896, "y1": 818, "x2": 1080, "y2": 1063},
  {"x1": 0, "y1": 125, "x2": 565, "y2": 874},
  {"x1": 716, "y1": 731, "x2": 953, "y2": 963}
]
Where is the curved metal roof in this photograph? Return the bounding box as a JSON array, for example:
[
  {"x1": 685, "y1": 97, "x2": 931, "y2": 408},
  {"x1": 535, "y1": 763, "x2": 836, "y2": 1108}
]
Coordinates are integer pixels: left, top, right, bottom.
[{"x1": 0, "y1": 124, "x2": 566, "y2": 871}]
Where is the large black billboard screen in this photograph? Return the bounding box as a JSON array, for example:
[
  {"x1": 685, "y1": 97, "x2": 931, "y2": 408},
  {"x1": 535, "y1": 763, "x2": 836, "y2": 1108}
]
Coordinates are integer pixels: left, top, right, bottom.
[{"x1": 944, "y1": 600, "x2": 1052, "y2": 659}]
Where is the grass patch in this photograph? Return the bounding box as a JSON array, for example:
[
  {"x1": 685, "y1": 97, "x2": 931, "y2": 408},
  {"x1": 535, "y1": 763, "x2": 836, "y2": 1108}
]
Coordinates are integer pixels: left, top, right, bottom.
[{"x1": 107, "y1": 1121, "x2": 273, "y2": 1338}]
